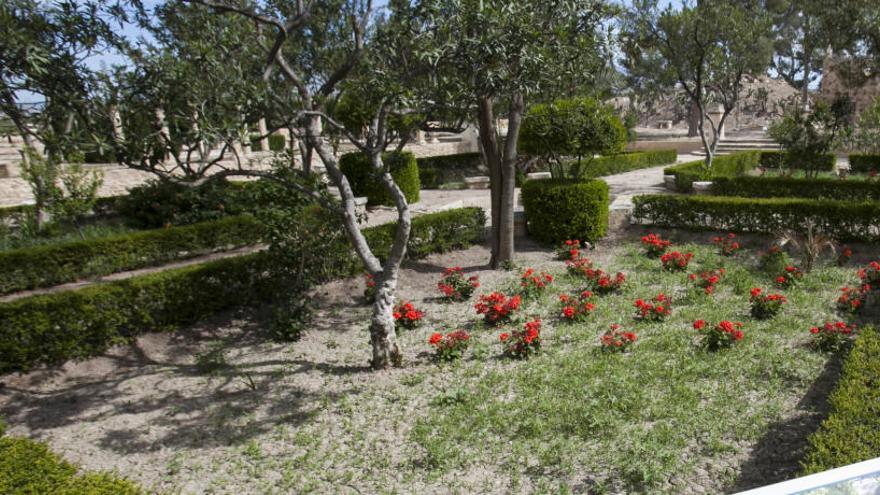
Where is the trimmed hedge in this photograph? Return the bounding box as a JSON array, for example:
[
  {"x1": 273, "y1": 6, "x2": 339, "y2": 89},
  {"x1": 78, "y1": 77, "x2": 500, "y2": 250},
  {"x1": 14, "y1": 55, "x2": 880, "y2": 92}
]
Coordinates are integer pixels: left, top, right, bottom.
[
  {"x1": 0, "y1": 207, "x2": 485, "y2": 372},
  {"x1": 759, "y1": 150, "x2": 836, "y2": 171},
  {"x1": 0, "y1": 195, "x2": 121, "y2": 223},
  {"x1": 632, "y1": 194, "x2": 880, "y2": 242},
  {"x1": 0, "y1": 434, "x2": 144, "y2": 494},
  {"x1": 0, "y1": 215, "x2": 265, "y2": 295},
  {"x1": 664, "y1": 151, "x2": 761, "y2": 192},
  {"x1": 521, "y1": 179, "x2": 609, "y2": 244},
  {"x1": 849, "y1": 154, "x2": 880, "y2": 174},
  {"x1": 710, "y1": 176, "x2": 880, "y2": 201},
  {"x1": 566, "y1": 149, "x2": 678, "y2": 179},
  {"x1": 340, "y1": 151, "x2": 421, "y2": 206},
  {"x1": 802, "y1": 326, "x2": 880, "y2": 474},
  {"x1": 417, "y1": 152, "x2": 484, "y2": 189},
  {"x1": 268, "y1": 134, "x2": 286, "y2": 152}
]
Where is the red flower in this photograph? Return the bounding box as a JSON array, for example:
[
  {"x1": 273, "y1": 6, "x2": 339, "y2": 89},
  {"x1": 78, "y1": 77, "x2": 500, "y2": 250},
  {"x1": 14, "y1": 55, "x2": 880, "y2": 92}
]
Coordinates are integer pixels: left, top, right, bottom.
[
  {"x1": 499, "y1": 332, "x2": 509, "y2": 342},
  {"x1": 429, "y1": 333, "x2": 442, "y2": 345},
  {"x1": 693, "y1": 319, "x2": 706, "y2": 330}
]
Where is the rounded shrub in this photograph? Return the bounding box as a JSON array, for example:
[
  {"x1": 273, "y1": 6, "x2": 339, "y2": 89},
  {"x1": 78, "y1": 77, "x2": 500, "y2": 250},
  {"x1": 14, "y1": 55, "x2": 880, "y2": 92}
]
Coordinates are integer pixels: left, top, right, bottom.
[
  {"x1": 339, "y1": 151, "x2": 420, "y2": 206},
  {"x1": 521, "y1": 179, "x2": 609, "y2": 244}
]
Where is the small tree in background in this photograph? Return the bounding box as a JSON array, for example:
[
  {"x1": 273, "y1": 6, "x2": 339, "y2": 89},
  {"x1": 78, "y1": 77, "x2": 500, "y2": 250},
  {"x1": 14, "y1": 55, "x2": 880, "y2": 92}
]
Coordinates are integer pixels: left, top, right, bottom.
[
  {"x1": 621, "y1": 0, "x2": 772, "y2": 168},
  {"x1": 856, "y1": 97, "x2": 880, "y2": 154},
  {"x1": 519, "y1": 97, "x2": 627, "y2": 180},
  {"x1": 769, "y1": 97, "x2": 853, "y2": 178}
]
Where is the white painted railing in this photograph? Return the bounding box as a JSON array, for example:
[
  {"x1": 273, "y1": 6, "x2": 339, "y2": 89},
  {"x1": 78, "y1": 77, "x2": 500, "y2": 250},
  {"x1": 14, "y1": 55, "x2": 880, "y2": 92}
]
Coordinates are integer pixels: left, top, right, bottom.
[{"x1": 735, "y1": 457, "x2": 880, "y2": 495}]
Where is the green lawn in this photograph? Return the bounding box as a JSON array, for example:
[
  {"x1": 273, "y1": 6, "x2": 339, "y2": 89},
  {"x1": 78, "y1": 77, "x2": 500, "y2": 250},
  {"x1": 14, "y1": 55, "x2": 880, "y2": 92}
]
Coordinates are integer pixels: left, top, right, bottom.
[{"x1": 407, "y1": 239, "x2": 850, "y2": 493}]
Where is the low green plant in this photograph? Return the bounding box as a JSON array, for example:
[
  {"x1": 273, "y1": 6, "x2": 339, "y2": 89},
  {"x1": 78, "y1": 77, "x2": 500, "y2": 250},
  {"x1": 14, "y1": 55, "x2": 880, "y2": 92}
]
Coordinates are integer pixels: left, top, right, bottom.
[
  {"x1": 802, "y1": 326, "x2": 880, "y2": 473},
  {"x1": 339, "y1": 151, "x2": 420, "y2": 206},
  {"x1": 663, "y1": 151, "x2": 761, "y2": 192},
  {"x1": 711, "y1": 175, "x2": 880, "y2": 201}
]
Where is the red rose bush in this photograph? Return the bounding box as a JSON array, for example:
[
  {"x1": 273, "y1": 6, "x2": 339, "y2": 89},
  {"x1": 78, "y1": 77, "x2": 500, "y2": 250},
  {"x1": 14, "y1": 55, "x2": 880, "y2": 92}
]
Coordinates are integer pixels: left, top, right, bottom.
[
  {"x1": 438, "y1": 267, "x2": 480, "y2": 302},
  {"x1": 558, "y1": 290, "x2": 596, "y2": 322},
  {"x1": 634, "y1": 292, "x2": 672, "y2": 322},
  {"x1": 641, "y1": 233, "x2": 671, "y2": 257},
  {"x1": 689, "y1": 268, "x2": 725, "y2": 295},
  {"x1": 428, "y1": 330, "x2": 471, "y2": 362},
  {"x1": 475, "y1": 292, "x2": 522, "y2": 325},
  {"x1": 519, "y1": 268, "x2": 554, "y2": 298},
  {"x1": 499, "y1": 319, "x2": 542, "y2": 359},
  {"x1": 600, "y1": 324, "x2": 637, "y2": 353},
  {"x1": 713, "y1": 233, "x2": 741, "y2": 256},
  {"x1": 394, "y1": 301, "x2": 425, "y2": 331},
  {"x1": 749, "y1": 288, "x2": 787, "y2": 319},
  {"x1": 694, "y1": 319, "x2": 744, "y2": 351},
  {"x1": 809, "y1": 321, "x2": 856, "y2": 352},
  {"x1": 661, "y1": 251, "x2": 694, "y2": 272}
]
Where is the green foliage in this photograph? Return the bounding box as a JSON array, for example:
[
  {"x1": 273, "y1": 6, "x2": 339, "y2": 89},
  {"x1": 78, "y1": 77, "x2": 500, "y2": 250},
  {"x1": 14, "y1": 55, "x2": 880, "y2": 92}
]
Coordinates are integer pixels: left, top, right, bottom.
[
  {"x1": 0, "y1": 207, "x2": 485, "y2": 372},
  {"x1": 0, "y1": 215, "x2": 264, "y2": 295},
  {"x1": 769, "y1": 99, "x2": 852, "y2": 177},
  {"x1": 632, "y1": 194, "x2": 880, "y2": 242},
  {"x1": 521, "y1": 179, "x2": 609, "y2": 244},
  {"x1": 339, "y1": 151, "x2": 420, "y2": 206},
  {"x1": 848, "y1": 154, "x2": 880, "y2": 174},
  {"x1": 759, "y1": 150, "x2": 835, "y2": 171},
  {"x1": 417, "y1": 153, "x2": 484, "y2": 189},
  {"x1": 519, "y1": 97, "x2": 628, "y2": 179},
  {"x1": 854, "y1": 97, "x2": 880, "y2": 154},
  {"x1": 567, "y1": 149, "x2": 678, "y2": 179},
  {"x1": 664, "y1": 152, "x2": 762, "y2": 192},
  {"x1": 117, "y1": 178, "x2": 253, "y2": 228},
  {"x1": 51, "y1": 163, "x2": 103, "y2": 229},
  {"x1": 802, "y1": 326, "x2": 880, "y2": 474},
  {"x1": 710, "y1": 176, "x2": 880, "y2": 201},
  {"x1": 268, "y1": 134, "x2": 286, "y2": 152},
  {"x1": 0, "y1": 435, "x2": 143, "y2": 494}
]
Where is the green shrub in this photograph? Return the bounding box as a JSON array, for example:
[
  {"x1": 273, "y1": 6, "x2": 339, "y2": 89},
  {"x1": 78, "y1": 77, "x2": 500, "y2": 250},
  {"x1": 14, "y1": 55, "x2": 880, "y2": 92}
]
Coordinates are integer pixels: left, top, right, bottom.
[
  {"x1": 569, "y1": 149, "x2": 678, "y2": 179},
  {"x1": 632, "y1": 194, "x2": 880, "y2": 242},
  {"x1": 710, "y1": 176, "x2": 880, "y2": 201},
  {"x1": 117, "y1": 178, "x2": 254, "y2": 228},
  {"x1": 268, "y1": 134, "x2": 286, "y2": 152},
  {"x1": 339, "y1": 151, "x2": 420, "y2": 206},
  {"x1": 0, "y1": 215, "x2": 264, "y2": 295},
  {"x1": 849, "y1": 154, "x2": 880, "y2": 174},
  {"x1": 0, "y1": 435, "x2": 144, "y2": 494},
  {"x1": 0, "y1": 207, "x2": 485, "y2": 372},
  {"x1": 663, "y1": 151, "x2": 761, "y2": 192},
  {"x1": 759, "y1": 151, "x2": 835, "y2": 171},
  {"x1": 521, "y1": 179, "x2": 609, "y2": 244},
  {"x1": 802, "y1": 326, "x2": 880, "y2": 474},
  {"x1": 417, "y1": 152, "x2": 484, "y2": 189}
]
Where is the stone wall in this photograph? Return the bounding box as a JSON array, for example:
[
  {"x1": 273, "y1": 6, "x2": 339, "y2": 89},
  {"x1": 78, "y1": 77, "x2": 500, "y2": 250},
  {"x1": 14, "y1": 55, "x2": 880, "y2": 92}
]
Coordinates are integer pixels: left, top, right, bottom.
[{"x1": 819, "y1": 56, "x2": 880, "y2": 118}]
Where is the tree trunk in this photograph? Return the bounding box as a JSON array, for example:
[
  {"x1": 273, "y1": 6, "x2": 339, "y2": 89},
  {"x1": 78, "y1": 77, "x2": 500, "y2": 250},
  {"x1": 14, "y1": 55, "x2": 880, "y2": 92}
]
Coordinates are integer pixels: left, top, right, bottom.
[
  {"x1": 477, "y1": 96, "x2": 504, "y2": 268},
  {"x1": 801, "y1": 52, "x2": 811, "y2": 112},
  {"x1": 687, "y1": 101, "x2": 700, "y2": 137},
  {"x1": 369, "y1": 279, "x2": 402, "y2": 368},
  {"x1": 497, "y1": 91, "x2": 524, "y2": 266}
]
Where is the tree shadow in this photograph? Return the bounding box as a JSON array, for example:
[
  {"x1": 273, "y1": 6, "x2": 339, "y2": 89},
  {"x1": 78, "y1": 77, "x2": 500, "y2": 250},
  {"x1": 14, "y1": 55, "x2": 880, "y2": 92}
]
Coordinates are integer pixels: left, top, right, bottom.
[{"x1": 726, "y1": 349, "x2": 845, "y2": 493}]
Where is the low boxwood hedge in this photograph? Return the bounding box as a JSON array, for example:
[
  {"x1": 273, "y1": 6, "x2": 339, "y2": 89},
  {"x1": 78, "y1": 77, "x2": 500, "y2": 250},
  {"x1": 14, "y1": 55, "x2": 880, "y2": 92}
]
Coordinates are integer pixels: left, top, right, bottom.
[
  {"x1": 710, "y1": 176, "x2": 880, "y2": 201},
  {"x1": 521, "y1": 179, "x2": 609, "y2": 244},
  {"x1": 0, "y1": 432, "x2": 144, "y2": 494},
  {"x1": 340, "y1": 151, "x2": 421, "y2": 206},
  {"x1": 566, "y1": 149, "x2": 678, "y2": 179},
  {"x1": 802, "y1": 326, "x2": 880, "y2": 474},
  {"x1": 759, "y1": 150, "x2": 836, "y2": 171},
  {"x1": 664, "y1": 151, "x2": 761, "y2": 192},
  {"x1": 849, "y1": 154, "x2": 880, "y2": 174},
  {"x1": 632, "y1": 194, "x2": 880, "y2": 242},
  {"x1": 417, "y1": 152, "x2": 484, "y2": 189},
  {"x1": 0, "y1": 214, "x2": 265, "y2": 295},
  {"x1": 0, "y1": 207, "x2": 485, "y2": 372}
]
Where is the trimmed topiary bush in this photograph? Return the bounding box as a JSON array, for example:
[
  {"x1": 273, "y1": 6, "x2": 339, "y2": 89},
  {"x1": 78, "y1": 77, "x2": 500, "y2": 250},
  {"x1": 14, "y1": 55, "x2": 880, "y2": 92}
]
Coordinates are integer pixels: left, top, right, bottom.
[
  {"x1": 663, "y1": 151, "x2": 762, "y2": 192},
  {"x1": 759, "y1": 151, "x2": 835, "y2": 171},
  {"x1": 339, "y1": 151, "x2": 421, "y2": 206},
  {"x1": 802, "y1": 326, "x2": 880, "y2": 474},
  {"x1": 568, "y1": 149, "x2": 678, "y2": 179},
  {"x1": 117, "y1": 178, "x2": 254, "y2": 228},
  {"x1": 268, "y1": 134, "x2": 286, "y2": 152},
  {"x1": 632, "y1": 194, "x2": 880, "y2": 242},
  {"x1": 417, "y1": 152, "x2": 484, "y2": 189},
  {"x1": 0, "y1": 434, "x2": 144, "y2": 494},
  {"x1": 521, "y1": 179, "x2": 609, "y2": 244},
  {"x1": 849, "y1": 153, "x2": 880, "y2": 174},
  {"x1": 710, "y1": 176, "x2": 880, "y2": 201}
]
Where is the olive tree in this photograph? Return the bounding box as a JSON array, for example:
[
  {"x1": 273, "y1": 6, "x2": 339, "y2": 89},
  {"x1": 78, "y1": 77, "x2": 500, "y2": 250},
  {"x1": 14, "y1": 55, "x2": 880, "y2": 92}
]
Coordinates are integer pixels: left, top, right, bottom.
[
  {"x1": 417, "y1": 0, "x2": 613, "y2": 268},
  {"x1": 519, "y1": 97, "x2": 627, "y2": 179},
  {"x1": 621, "y1": 0, "x2": 772, "y2": 168}
]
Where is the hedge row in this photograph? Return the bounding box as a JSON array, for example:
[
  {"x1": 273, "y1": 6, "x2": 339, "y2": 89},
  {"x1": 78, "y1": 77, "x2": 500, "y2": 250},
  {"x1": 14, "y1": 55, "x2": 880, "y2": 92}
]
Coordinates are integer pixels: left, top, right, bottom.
[
  {"x1": 0, "y1": 207, "x2": 486, "y2": 372},
  {"x1": 417, "y1": 152, "x2": 484, "y2": 189},
  {"x1": 632, "y1": 194, "x2": 880, "y2": 242},
  {"x1": 802, "y1": 326, "x2": 880, "y2": 474},
  {"x1": 521, "y1": 179, "x2": 609, "y2": 244},
  {"x1": 759, "y1": 150, "x2": 836, "y2": 171},
  {"x1": 663, "y1": 151, "x2": 762, "y2": 192},
  {"x1": 0, "y1": 432, "x2": 144, "y2": 494},
  {"x1": 0, "y1": 195, "x2": 121, "y2": 222},
  {"x1": 339, "y1": 151, "x2": 421, "y2": 206},
  {"x1": 710, "y1": 176, "x2": 880, "y2": 201},
  {"x1": 849, "y1": 154, "x2": 880, "y2": 174},
  {"x1": 569, "y1": 149, "x2": 678, "y2": 179},
  {"x1": 0, "y1": 215, "x2": 265, "y2": 295}
]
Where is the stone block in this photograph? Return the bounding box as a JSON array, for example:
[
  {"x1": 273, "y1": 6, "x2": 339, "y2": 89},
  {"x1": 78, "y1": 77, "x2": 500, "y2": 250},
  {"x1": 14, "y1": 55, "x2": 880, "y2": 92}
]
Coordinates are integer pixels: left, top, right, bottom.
[
  {"x1": 692, "y1": 181, "x2": 713, "y2": 195},
  {"x1": 526, "y1": 172, "x2": 552, "y2": 181},
  {"x1": 464, "y1": 176, "x2": 490, "y2": 189},
  {"x1": 663, "y1": 175, "x2": 677, "y2": 191}
]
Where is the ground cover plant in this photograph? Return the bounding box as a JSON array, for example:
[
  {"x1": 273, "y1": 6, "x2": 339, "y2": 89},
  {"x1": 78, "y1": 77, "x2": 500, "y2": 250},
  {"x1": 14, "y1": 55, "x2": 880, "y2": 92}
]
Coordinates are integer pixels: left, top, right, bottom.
[{"x1": 0, "y1": 230, "x2": 863, "y2": 494}]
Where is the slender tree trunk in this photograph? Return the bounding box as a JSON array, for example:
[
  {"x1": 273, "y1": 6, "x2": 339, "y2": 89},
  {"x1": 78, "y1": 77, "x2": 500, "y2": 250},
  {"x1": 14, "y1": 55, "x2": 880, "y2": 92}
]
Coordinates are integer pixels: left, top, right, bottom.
[
  {"x1": 687, "y1": 101, "x2": 700, "y2": 137},
  {"x1": 477, "y1": 96, "x2": 503, "y2": 268},
  {"x1": 801, "y1": 51, "x2": 812, "y2": 112},
  {"x1": 497, "y1": 91, "x2": 524, "y2": 266}
]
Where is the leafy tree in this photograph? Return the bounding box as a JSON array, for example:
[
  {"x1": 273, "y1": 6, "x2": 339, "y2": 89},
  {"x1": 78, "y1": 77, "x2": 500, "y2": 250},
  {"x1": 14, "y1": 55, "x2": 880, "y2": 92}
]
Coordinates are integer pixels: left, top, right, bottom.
[
  {"x1": 769, "y1": 97, "x2": 853, "y2": 178},
  {"x1": 855, "y1": 97, "x2": 880, "y2": 153},
  {"x1": 418, "y1": 0, "x2": 613, "y2": 267},
  {"x1": 519, "y1": 97, "x2": 627, "y2": 179},
  {"x1": 621, "y1": 0, "x2": 773, "y2": 168}
]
